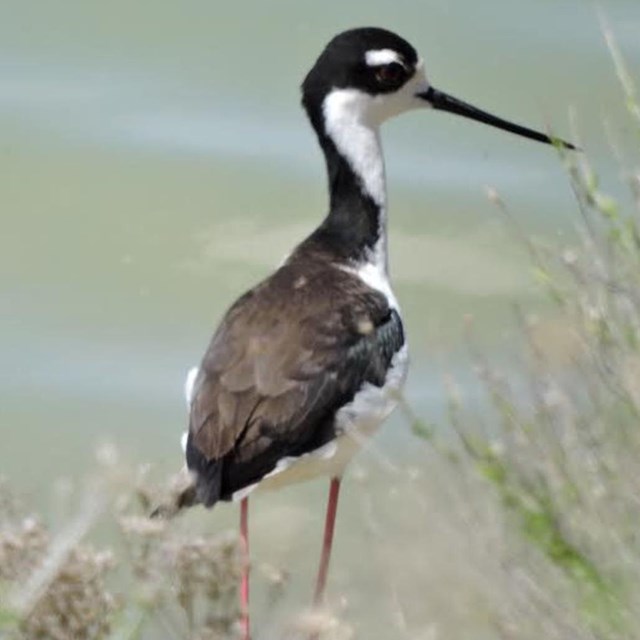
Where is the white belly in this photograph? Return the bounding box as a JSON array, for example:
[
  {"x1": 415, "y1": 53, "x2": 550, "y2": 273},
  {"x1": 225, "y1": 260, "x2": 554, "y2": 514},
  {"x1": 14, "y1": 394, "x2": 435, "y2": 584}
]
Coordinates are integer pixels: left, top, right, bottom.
[{"x1": 232, "y1": 343, "x2": 409, "y2": 499}]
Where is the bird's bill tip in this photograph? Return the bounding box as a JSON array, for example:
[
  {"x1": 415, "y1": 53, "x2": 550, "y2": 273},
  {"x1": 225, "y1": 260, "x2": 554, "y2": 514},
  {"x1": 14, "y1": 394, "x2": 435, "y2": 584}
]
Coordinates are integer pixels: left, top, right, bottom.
[{"x1": 417, "y1": 86, "x2": 577, "y2": 151}]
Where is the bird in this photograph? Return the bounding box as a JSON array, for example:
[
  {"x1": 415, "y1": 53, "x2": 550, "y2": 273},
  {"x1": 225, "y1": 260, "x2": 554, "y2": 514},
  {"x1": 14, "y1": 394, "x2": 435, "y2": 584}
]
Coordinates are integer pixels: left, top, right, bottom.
[{"x1": 158, "y1": 27, "x2": 574, "y2": 639}]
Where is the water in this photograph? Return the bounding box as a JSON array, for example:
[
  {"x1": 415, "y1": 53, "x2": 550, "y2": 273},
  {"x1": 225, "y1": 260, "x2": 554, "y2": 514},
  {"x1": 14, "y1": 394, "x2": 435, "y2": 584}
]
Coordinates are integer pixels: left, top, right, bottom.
[{"x1": 1, "y1": 0, "x2": 639, "y2": 635}]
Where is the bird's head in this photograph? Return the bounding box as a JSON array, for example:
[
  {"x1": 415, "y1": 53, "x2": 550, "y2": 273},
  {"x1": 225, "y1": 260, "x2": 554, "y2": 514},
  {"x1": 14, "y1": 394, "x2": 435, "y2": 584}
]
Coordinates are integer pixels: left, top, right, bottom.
[{"x1": 302, "y1": 27, "x2": 575, "y2": 149}]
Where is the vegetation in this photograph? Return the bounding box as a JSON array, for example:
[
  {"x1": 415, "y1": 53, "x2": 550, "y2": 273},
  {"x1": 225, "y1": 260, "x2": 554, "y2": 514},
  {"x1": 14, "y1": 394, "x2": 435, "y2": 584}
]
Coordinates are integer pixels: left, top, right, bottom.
[
  {"x1": 0, "y1": 454, "x2": 242, "y2": 640},
  {"x1": 402, "y1": 26, "x2": 640, "y2": 638}
]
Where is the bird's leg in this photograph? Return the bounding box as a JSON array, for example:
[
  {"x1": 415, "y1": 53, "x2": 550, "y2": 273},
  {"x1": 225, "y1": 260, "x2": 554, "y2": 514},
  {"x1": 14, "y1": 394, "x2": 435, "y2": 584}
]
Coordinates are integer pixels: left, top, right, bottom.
[
  {"x1": 240, "y1": 497, "x2": 250, "y2": 640},
  {"x1": 313, "y1": 477, "x2": 342, "y2": 607}
]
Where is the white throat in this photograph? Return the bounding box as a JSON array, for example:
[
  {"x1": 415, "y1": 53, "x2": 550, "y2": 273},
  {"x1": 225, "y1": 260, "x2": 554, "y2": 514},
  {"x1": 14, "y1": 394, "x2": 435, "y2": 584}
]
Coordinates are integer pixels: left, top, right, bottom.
[
  {"x1": 322, "y1": 88, "x2": 387, "y2": 208},
  {"x1": 322, "y1": 88, "x2": 389, "y2": 274}
]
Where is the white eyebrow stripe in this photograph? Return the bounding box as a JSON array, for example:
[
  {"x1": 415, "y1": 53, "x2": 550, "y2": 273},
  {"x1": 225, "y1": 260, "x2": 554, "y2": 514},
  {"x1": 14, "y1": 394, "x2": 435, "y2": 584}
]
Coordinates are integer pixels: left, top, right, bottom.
[{"x1": 365, "y1": 49, "x2": 403, "y2": 67}]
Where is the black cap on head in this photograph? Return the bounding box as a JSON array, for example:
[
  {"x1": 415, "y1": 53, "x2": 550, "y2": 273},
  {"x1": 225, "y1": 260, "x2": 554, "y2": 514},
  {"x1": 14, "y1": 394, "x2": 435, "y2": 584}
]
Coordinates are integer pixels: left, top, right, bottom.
[{"x1": 302, "y1": 27, "x2": 419, "y2": 117}]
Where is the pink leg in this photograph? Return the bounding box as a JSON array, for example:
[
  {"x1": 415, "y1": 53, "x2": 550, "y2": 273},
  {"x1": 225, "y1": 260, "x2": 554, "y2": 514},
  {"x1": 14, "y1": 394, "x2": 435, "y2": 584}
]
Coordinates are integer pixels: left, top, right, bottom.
[
  {"x1": 313, "y1": 477, "x2": 342, "y2": 606},
  {"x1": 240, "y1": 497, "x2": 250, "y2": 640}
]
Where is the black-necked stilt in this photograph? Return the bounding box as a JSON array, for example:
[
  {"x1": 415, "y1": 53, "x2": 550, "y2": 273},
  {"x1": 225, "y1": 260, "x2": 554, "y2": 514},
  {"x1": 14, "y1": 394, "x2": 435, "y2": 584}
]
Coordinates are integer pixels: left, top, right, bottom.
[{"x1": 159, "y1": 27, "x2": 574, "y2": 638}]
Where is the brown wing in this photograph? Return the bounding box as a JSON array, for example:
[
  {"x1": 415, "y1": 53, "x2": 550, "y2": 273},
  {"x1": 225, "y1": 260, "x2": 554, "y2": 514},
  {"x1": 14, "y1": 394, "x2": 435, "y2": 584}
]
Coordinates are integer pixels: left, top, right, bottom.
[{"x1": 185, "y1": 257, "x2": 404, "y2": 506}]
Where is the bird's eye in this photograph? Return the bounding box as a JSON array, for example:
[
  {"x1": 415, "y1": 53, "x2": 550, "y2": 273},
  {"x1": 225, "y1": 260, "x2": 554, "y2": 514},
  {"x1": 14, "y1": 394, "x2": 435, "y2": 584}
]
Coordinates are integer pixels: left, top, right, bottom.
[{"x1": 375, "y1": 62, "x2": 405, "y2": 87}]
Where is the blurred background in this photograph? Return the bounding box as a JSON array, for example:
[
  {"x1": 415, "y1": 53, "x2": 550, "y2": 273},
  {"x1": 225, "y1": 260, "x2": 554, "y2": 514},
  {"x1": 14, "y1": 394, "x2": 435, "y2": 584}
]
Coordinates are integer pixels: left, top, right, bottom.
[{"x1": 1, "y1": 0, "x2": 639, "y2": 637}]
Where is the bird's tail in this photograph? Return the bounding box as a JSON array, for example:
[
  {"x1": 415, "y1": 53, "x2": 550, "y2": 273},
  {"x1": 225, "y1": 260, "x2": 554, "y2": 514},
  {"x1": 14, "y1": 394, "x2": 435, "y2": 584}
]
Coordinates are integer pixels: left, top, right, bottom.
[{"x1": 150, "y1": 466, "x2": 199, "y2": 519}]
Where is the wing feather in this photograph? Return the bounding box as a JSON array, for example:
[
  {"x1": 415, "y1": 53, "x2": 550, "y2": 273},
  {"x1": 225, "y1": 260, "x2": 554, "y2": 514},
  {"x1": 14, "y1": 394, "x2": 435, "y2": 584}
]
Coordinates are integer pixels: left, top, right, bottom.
[{"x1": 186, "y1": 257, "x2": 404, "y2": 504}]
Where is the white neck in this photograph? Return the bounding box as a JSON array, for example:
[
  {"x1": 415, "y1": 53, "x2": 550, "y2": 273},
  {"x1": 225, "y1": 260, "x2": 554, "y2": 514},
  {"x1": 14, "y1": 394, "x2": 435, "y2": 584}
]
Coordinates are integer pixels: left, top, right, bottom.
[{"x1": 322, "y1": 88, "x2": 389, "y2": 274}]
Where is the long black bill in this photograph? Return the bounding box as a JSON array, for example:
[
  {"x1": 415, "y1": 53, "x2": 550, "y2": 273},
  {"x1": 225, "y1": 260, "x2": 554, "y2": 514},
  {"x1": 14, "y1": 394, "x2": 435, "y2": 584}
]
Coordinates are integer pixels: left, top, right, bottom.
[{"x1": 419, "y1": 87, "x2": 576, "y2": 150}]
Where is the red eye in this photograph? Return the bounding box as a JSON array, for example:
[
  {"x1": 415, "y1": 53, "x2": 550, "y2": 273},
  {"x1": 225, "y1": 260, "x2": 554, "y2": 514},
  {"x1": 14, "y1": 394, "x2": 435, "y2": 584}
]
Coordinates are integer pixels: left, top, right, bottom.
[{"x1": 376, "y1": 62, "x2": 405, "y2": 86}]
